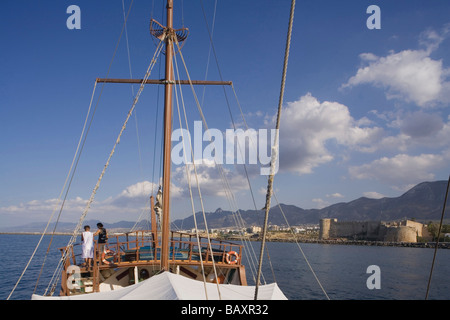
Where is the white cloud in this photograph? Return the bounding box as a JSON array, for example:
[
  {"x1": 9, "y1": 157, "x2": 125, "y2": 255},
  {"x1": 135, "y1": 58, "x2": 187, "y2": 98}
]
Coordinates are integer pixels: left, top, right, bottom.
[
  {"x1": 419, "y1": 25, "x2": 450, "y2": 53},
  {"x1": 0, "y1": 197, "x2": 87, "y2": 215},
  {"x1": 327, "y1": 193, "x2": 344, "y2": 198},
  {"x1": 0, "y1": 196, "x2": 90, "y2": 227},
  {"x1": 0, "y1": 183, "x2": 156, "y2": 224},
  {"x1": 342, "y1": 26, "x2": 450, "y2": 107},
  {"x1": 118, "y1": 181, "x2": 159, "y2": 198},
  {"x1": 349, "y1": 152, "x2": 450, "y2": 190},
  {"x1": 363, "y1": 191, "x2": 385, "y2": 199},
  {"x1": 172, "y1": 159, "x2": 248, "y2": 198},
  {"x1": 0, "y1": 164, "x2": 250, "y2": 226},
  {"x1": 311, "y1": 193, "x2": 345, "y2": 209},
  {"x1": 343, "y1": 50, "x2": 447, "y2": 107},
  {"x1": 369, "y1": 110, "x2": 450, "y2": 153},
  {"x1": 312, "y1": 198, "x2": 329, "y2": 209},
  {"x1": 399, "y1": 111, "x2": 444, "y2": 138},
  {"x1": 278, "y1": 93, "x2": 383, "y2": 174}
]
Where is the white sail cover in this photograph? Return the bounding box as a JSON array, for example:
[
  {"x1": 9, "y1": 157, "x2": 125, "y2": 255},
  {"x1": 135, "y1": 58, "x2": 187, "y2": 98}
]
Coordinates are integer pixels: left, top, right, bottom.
[{"x1": 32, "y1": 271, "x2": 287, "y2": 300}]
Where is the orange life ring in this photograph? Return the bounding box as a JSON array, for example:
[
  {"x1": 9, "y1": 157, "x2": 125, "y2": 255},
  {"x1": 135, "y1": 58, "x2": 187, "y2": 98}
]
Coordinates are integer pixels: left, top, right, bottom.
[
  {"x1": 104, "y1": 249, "x2": 117, "y2": 263},
  {"x1": 225, "y1": 251, "x2": 239, "y2": 265}
]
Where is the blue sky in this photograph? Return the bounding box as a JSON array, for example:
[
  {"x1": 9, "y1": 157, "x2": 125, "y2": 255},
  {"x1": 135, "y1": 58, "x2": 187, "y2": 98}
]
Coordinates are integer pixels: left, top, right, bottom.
[{"x1": 1, "y1": 0, "x2": 450, "y2": 228}]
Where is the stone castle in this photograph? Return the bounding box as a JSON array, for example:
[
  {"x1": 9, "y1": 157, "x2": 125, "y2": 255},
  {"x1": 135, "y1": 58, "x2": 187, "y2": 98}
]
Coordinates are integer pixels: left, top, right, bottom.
[{"x1": 319, "y1": 218, "x2": 425, "y2": 242}]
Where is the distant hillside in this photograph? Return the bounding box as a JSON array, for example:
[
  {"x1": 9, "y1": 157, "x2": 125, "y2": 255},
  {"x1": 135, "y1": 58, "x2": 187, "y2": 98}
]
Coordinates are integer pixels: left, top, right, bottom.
[
  {"x1": 2, "y1": 181, "x2": 448, "y2": 233},
  {"x1": 0, "y1": 219, "x2": 147, "y2": 234},
  {"x1": 172, "y1": 180, "x2": 449, "y2": 229}
]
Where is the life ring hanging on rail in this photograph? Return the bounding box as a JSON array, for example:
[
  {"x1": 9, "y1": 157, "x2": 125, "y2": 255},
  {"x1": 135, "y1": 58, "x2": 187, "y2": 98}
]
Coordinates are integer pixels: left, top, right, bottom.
[
  {"x1": 225, "y1": 251, "x2": 239, "y2": 265},
  {"x1": 103, "y1": 248, "x2": 117, "y2": 264},
  {"x1": 105, "y1": 249, "x2": 116, "y2": 256}
]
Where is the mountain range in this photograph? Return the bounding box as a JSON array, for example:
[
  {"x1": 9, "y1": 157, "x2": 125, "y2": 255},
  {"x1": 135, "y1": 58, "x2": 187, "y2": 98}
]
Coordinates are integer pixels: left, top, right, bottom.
[
  {"x1": 1, "y1": 180, "x2": 448, "y2": 233},
  {"x1": 172, "y1": 180, "x2": 449, "y2": 229}
]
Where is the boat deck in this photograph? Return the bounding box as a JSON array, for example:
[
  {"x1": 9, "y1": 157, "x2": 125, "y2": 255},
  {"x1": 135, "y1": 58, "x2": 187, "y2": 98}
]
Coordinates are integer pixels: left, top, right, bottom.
[{"x1": 58, "y1": 230, "x2": 245, "y2": 295}]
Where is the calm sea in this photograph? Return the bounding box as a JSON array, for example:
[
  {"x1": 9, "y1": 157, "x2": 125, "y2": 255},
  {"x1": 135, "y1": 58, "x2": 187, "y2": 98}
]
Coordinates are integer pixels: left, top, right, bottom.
[{"x1": 1, "y1": 234, "x2": 449, "y2": 300}]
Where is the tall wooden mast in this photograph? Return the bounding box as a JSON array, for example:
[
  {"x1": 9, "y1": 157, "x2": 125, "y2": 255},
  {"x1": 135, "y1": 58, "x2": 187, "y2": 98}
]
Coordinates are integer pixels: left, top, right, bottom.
[
  {"x1": 160, "y1": 0, "x2": 174, "y2": 271},
  {"x1": 95, "y1": 0, "x2": 232, "y2": 272}
]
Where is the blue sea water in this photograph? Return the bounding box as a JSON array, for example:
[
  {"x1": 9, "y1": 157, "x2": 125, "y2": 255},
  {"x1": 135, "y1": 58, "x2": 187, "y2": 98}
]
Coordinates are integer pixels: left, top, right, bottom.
[
  {"x1": 244, "y1": 241, "x2": 450, "y2": 300},
  {"x1": 1, "y1": 234, "x2": 449, "y2": 300}
]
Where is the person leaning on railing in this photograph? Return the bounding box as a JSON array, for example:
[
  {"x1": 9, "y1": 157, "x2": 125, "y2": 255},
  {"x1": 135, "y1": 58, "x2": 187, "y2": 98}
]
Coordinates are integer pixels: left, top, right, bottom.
[
  {"x1": 81, "y1": 225, "x2": 94, "y2": 268},
  {"x1": 94, "y1": 222, "x2": 109, "y2": 264}
]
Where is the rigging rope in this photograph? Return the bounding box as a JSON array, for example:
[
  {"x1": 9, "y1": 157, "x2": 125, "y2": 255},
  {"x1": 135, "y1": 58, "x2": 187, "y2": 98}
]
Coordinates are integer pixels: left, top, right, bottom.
[
  {"x1": 225, "y1": 20, "x2": 330, "y2": 297},
  {"x1": 254, "y1": 0, "x2": 295, "y2": 300},
  {"x1": 198, "y1": 0, "x2": 269, "y2": 282},
  {"x1": 229, "y1": 92, "x2": 331, "y2": 299},
  {"x1": 172, "y1": 41, "x2": 222, "y2": 300},
  {"x1": 174, "y1": 24, "x2": 271, "y2": 285},
  {"x1": 228, "y1": 46, "x2": 329, "y2": 299},
  {"x1": 23, "y1": 0, "x2": 138, "y2": 298},
  {"x1": 272, "y1": 191, "x2": 331, "y2": 300},
  {"x1": 122, "y1": 0, "x2": 151, "y2": 235},
  {"x1": 151, "y1": 52, "x2": 164, "y2": 196},
  {"x1": 173, "y1": 60, "x2": 211, "y2": 300},
  {"x1": 200, "y1": 0, "x2": 218, "y2": 109},
  {"x1": 44, "y1": 38, "x2": 165, "y2": 295},
  {"x1": 10, "y1": 1, "x2": 139, "y2": 299},
  {"x1": 425, "y1": 174, "x2": 450, "y2": 299},
  {"x1": 6, "y1": 81, "x2": 98, "y2": 300},
  {"x1": 122, "y1": 0, "x2": 144, "y2": 182},
  {"x1": 228, "y1": 79, "x2": 278, "y2": 284}
]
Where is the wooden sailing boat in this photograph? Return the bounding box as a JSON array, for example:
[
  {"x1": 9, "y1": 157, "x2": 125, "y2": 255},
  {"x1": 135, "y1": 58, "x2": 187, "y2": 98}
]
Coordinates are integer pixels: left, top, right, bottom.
[{"x1": 30, "y1": 0, "x2": 291, "y2": 300}]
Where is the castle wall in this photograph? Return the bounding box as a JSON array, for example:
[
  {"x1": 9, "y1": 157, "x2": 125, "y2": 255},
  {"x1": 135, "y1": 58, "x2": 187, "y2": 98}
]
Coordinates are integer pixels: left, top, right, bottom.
[
  {"x1": 330, "y1": 221, "x2": 381, "y2": 240},
  {"x1": 403, "y1": 220, "x2": 424, "y2": 237},
  {"x1": 319, "y1": 218, "x2": 421, "y2": 242},
  {"x1": 384, "y1": 226, "x2": 417, "y2": 242}
]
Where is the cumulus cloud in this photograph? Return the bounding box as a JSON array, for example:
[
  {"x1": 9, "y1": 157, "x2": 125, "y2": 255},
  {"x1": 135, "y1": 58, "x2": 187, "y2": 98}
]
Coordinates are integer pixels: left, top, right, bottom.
[
  {"x1": 419, "y1": 25, "x2": 450, "y2": 53},
  {"x1": 349, "y1": 152, "x2": 450, "y2": 190},
  {"x1": 0, "y1": 161, "x2": 251, "y2": 226},
  {"x1": 0, "y1": 196, "x2": 91, "y2": 226},
  {"x1": 117, "y1": 181, "x2": 159, "y2": 199},
  {"x1": 0, "y1": 182, "x2": 159, "y2": 224},
  {"x1": 343, "y1": 50, "x2": 448, "y2": 107},
  {"x1": 399, "y1": 111, "x2": 444, "y2": 138},
  {"x1": 342, "y1": 26, "x2": 450, "y2": 107},
  {"x1": 369, "y1": 110, "x2": 450, "y2": 153},
  {"x1": 278, "y1": 93, "x2": 383, "y2": 174},
  {"x1": 0, "y1": 197, "x2": 87, "y2": 216},
  {"x1": 172, "y1": 159, "x2": 249, "y2": 198},
  {"x1": 348, "y1": 92, "x2": 450, "y2": 190}
]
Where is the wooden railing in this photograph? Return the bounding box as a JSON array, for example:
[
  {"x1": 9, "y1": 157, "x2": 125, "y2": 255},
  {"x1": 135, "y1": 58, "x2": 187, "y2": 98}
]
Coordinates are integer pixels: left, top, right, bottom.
[
  {"x1": 58, "y1": 230, "x2": 244, "y2": 295},
  {"x1": 59, "y1": 230, "x2": 243, "y2": 270}
]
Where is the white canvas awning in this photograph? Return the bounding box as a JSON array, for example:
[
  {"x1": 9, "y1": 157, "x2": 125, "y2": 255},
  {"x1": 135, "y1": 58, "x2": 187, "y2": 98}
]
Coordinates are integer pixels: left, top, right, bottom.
[{"x1": 32, "y1": 271, "x2": 288, "y2": 300}]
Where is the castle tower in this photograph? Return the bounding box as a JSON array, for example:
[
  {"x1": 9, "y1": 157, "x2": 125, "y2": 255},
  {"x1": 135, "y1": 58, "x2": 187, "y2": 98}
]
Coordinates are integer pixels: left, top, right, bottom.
[{"x1": 319, "y1": 218, "x2": 336, "y2": 240}]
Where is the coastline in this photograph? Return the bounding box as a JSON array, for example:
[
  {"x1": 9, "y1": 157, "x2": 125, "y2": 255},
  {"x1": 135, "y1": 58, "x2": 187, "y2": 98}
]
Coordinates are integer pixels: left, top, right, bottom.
[
  {"x1": 268, "y1": 238, "x2": 450, "y2": 249},
  {"x1": 2, "y1": 232, "x2": 448, "y2": 249},
  {"x1": 221, "y1": 234, "x2": 450, "y2": 249}
]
